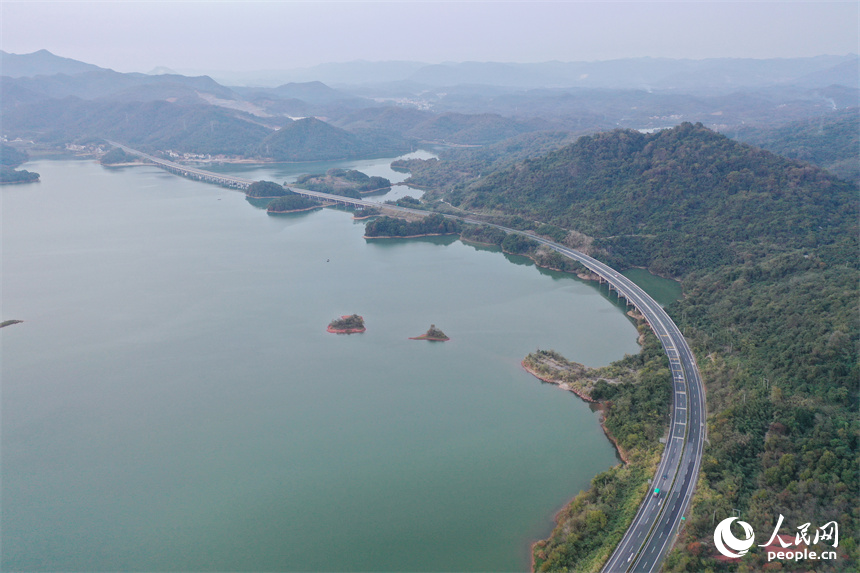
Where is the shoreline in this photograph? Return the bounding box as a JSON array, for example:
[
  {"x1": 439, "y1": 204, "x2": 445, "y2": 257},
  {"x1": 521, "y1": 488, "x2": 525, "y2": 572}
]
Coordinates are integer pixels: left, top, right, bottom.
[
  {"x1": 521, "y1": 361, "x2": 630, "y2": 465},
  {"x1": 268, "y1": 205, "x2": 323, "y2": 214},
  {"x1": 522, "y1": 360, "x2": 631, "y2": 572},
  {"x1": 326, "y1": 326, "x2": 366, "y2": 334},
  {"x1": 359, "y1": 186, "x2": 393, "y2": 195},
  {"x1": 363, "y1": 232, "x2": 459, "y2": 239},
  {"x1": 100, "y1": 161, "x2": 148, "y2": 167}
]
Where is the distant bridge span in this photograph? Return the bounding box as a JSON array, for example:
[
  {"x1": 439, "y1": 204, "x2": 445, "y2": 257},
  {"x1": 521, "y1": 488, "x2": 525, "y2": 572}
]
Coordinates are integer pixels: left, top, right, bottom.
[{"x1": 108, "y1": 141, "x2": 706, "y2": 573}]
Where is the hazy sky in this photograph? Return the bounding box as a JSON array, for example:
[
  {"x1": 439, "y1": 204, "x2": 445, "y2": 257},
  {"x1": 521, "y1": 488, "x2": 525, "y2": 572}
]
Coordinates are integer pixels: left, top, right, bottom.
[{"x1": 2, "y1": 1, "x2": 858, "y2": 73}]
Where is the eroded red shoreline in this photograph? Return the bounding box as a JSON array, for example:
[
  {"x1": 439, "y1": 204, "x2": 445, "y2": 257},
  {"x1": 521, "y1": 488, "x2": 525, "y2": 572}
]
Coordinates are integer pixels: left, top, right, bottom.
[{"x1": 327, "y1": 315, "x2": 366, "y2": 334}]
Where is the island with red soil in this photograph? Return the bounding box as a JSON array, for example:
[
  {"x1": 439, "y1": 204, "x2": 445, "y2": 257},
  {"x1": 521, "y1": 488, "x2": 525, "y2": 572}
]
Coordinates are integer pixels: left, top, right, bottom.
[
  {"x1": 409, "y1": 324, "x2": 449, "y2": 341},
  {"x1": 327, "y1": 314, "x2": 366, "y2": 334}
]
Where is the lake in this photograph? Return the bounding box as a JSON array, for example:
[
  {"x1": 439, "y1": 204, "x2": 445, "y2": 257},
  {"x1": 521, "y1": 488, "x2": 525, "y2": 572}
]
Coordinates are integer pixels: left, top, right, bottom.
[{"x1": 2, "y1": 154, "x2": 655, "y2": 571}]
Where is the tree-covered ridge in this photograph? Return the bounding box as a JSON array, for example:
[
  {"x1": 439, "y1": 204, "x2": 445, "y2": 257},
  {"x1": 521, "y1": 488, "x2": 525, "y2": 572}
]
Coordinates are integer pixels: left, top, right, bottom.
[
  {"x1": 735, "y1": 108, "x2": 860, "y2": 184},
  {"x1": 449, "y1": 122, "x2": 858, "y2": 276},
  {"x1": 1, "y1": 144, "x2": 30, "y2": 167},
  {"x1": 3, "y1": 99, "x2": 275, "y2": 156},
  {"x1": 364, "y1": 213, "x2": 462, "y2": 238},
  {"x1": 260, "y1": 117, "x2": 409, "y2": 162},
  {"x1": 266, "y1": 193, "x2": 321, "y2": 213},
  {"x1": 390, "y1": 131, "x2": 582, "y2": 192},
  {"x1": 0, "y1": 167, "x2": 40, "y2": 184},
  {"x1": 99, "y1": 147, "x2": 138, "y2": 165},
  {"x1": 0, "y1": 144, "x2": 39, "y2": 184},
  {"x1": 246, "y1": 180, "x2": 288, "y2": 198},
  {"x1": 293, "y1": 168, "x2": 391, "y2": 199}
]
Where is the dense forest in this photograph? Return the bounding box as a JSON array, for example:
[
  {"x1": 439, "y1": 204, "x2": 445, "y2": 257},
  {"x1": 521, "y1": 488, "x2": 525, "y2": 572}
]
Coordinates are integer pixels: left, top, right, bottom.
[
  {"x1": 736, "y1": 108, "x2": 860, "y2": 184},
  {"x1": 427, "y1": 124, "x2": 858, "y2": 572},
  {"x1": 246, "y1": 180, "x2": 288, "y2": 199},
  {"x1": 364, "y1": 213, "x2": 462, "y2": 238},
  {"x1": 3, "y1": 99, "x2": 275, "y2": 156},
  {"x1": 259, "y1": 117, "x2": 410, "y2": 162},
  {"x1": 0, "y1": 143, "x2": 40, "y2": 184},
  {"x1": 448, "y1": 123, "x2": 857, "y2": 276},
  {"x1": 266, "y1": 193, "x2": 321, "y2": 213},
  {"x1": 99, "y1": 146, "x2": 138, "y2": 165},
  {"x1": 293, "y1": 168, "x2": 391, "y2": 199}
]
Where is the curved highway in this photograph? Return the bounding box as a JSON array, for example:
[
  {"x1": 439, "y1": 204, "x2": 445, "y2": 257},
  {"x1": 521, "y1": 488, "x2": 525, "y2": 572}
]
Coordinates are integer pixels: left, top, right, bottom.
[
  {"x1": 525, "y1": 237, "x2": 706, "y2": 573},
  {"x1": 108, "y1": 144, "x2": 706, "y2": 572}
]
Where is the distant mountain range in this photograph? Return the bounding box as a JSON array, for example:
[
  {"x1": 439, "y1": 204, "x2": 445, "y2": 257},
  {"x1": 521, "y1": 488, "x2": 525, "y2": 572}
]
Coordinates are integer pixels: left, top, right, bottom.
[
  {"x1": 202, "y1": 54, "x2": 859, "y2": 92},
  {"x1": 7, "y1": 49, "x2": 854, "y2": 91},
  {"x1": 1, "y1": 49, "x2": 857, "y2": 172},
  {"x1": 1, "y1": 49, "x2": 107, "y2": 77}
]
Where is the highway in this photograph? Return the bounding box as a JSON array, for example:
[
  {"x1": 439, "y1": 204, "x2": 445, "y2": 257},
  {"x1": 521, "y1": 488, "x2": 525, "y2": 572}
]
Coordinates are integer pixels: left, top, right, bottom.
[
  {"x1": 108, "y1": 144, "x2": 706, "y2": 572},
  {"x1": 526, "y1": 239, "x2": 706, "y2": 573}
]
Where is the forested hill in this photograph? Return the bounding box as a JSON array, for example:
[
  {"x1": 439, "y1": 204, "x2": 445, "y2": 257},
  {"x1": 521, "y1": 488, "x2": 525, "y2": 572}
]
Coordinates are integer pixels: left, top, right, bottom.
[
  {"x1": 736, "y1": 108, "x2": 860, "y2": 184},
  {"x1": 259, "y1": 117, "x2": 410, "y2": 161},
  {"x1": 461, "y1": 124, "x2": 859, "y2": 570},
  {"x1": 449, "y1": 122, "x2": 857, "y2": 276}
]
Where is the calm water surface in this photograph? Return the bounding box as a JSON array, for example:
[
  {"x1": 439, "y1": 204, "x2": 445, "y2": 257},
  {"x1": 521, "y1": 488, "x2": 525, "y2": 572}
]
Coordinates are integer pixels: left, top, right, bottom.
[
  {"x1": 2, "y1": 157, "x2": 641, "y2": 572},
  {"x1": 192, "y1": 149, "x2": 435, "y2": 203},
  {"x1": 621, "y1": 268, "x2": 682, "y2": 308}
]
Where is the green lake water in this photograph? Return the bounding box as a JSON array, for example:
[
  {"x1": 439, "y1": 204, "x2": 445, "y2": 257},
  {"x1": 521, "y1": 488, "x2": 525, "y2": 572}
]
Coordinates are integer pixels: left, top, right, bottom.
[
  {"x1": 3, "y1": 156, "x2": 649, "y2": 571},
  {"x1": 621, "y1": 268, "x2": 682, "y2": 308}
]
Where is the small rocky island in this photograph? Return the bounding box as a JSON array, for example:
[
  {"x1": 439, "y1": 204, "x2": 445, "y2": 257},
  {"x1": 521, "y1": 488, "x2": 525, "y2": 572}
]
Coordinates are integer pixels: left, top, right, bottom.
[
  {"x1": 327, "y1": 314, "x2": 366, "y2": 334},
  {"x1": 409, "y1": 324, "x2": 449, "y2": 341}
]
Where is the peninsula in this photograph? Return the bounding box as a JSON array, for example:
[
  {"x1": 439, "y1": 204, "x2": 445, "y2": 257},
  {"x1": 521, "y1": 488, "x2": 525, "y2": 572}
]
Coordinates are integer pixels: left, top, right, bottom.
[
  {"x1": 327, "y1": 314, "x2": 365, "y2": 334},
  {"x1": 1, "y1": 144, "x2": 40, "y2": 184}
]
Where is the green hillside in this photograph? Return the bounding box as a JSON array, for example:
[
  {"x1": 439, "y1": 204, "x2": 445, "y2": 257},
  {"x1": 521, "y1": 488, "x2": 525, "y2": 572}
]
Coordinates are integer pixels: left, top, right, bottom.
[
  {"x1": 450, "y1": 122, "x2": 857, "y2": 276},
  {"x1": 260, "y1": 117, "x2": 410, "y2": 161},
  {"x1": 0, "y1": 144, "x2": 39, "y2": 183},
  {"x1": 3, "y1": 99, "x2": 273, "y2": 155},
  {"x1": 441, "y1": 124, "x2": 858, "y2": 571},
  {"x1": 293, "y1": 168, "x2": 391, "y2": 199},
  {"x1": 736, "y1": 108, "x2": 860, "y2": 183}
]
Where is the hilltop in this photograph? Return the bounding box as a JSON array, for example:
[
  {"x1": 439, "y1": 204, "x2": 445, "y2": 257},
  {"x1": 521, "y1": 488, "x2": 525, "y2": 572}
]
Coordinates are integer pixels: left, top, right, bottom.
[
  {"x1": 259, "y1": 117, "x2": 410, "y2": 161},
  {"x1": 449, "y1": 123, "x2": 857, "y2": 276}
]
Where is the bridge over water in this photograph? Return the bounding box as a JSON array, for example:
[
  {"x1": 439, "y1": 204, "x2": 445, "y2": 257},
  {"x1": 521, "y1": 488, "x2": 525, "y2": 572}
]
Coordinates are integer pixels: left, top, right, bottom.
[{"x1": 107, "y1": 141, "x2": 706, "y2": 573}]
